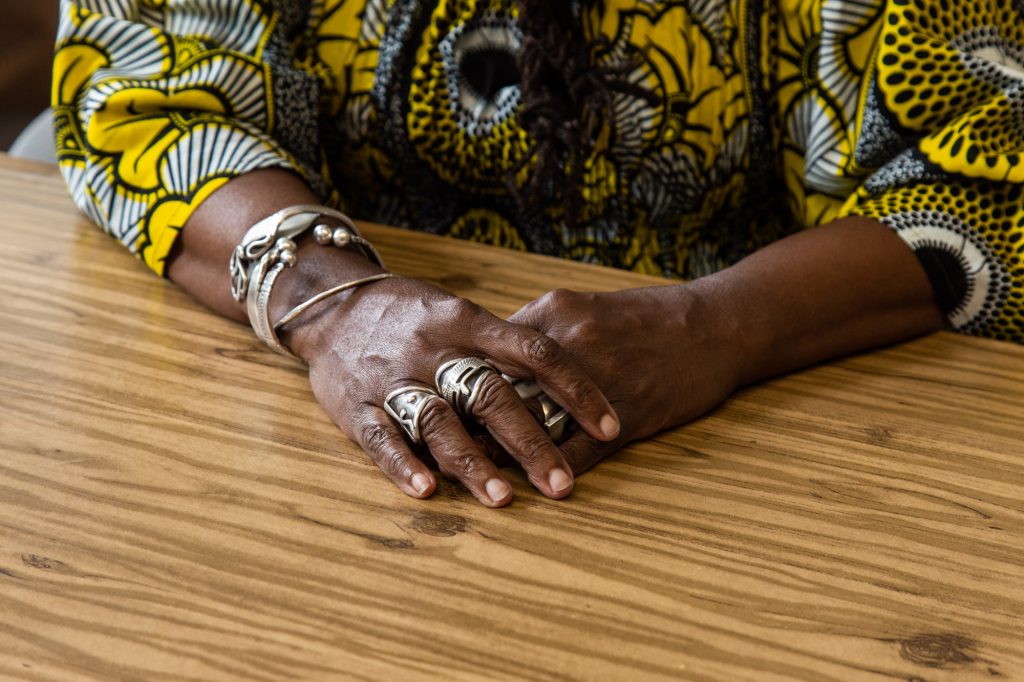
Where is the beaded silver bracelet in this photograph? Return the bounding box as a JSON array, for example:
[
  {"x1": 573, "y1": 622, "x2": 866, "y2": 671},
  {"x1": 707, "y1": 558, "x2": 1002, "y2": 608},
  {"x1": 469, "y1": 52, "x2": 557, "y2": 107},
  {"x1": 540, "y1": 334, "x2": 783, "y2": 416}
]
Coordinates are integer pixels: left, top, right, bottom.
[{"x1": 229, "y1": 204, "x2": 388, "y2": 358}]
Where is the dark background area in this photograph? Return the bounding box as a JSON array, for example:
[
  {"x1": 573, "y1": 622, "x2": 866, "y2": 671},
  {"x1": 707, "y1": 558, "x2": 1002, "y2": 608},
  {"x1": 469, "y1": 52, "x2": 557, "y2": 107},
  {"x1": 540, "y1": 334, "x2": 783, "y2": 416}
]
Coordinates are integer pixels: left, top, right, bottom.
[{"x1": 0, "y1": 2, "x2": 59, "y2": 149}]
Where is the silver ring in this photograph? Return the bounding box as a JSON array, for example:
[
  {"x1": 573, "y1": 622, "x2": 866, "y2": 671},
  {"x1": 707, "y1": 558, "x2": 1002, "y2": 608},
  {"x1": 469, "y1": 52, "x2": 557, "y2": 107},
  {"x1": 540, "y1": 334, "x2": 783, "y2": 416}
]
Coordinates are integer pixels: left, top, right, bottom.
[
  {"x1": 502, "y1": 375, "x2": 574, "y2": 444},
  {"x1": 383, "y1": 384, "x2": 444, "y2": 445},
  {"x1": 537, "y1": 394, "x2": 572, "y2": 444},
  {"x1": 435, "y1": 357, "x2": 497, "y2": 415}
]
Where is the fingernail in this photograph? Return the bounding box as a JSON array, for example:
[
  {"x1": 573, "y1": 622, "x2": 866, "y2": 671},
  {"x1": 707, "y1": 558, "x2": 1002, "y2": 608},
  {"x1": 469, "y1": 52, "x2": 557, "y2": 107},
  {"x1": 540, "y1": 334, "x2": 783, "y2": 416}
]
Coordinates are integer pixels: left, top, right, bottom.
[
  {"x1": 485, "y1": 478, "x2": 511, "y2": 503},
  {"x1": 411, "y1": 473, "x2": 431, "y2": 495},
  {"x1": 600, "y1": 414, "x2": 620, "y2": 440},
  {"x1": 548, "y1": 468, "x2": 573, "y2": 493}
]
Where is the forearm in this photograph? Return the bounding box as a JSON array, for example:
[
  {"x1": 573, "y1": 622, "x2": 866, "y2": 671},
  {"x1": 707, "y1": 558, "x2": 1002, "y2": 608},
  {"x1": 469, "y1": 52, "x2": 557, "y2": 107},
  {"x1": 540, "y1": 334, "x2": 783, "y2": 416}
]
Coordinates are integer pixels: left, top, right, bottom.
[
  {"x1": 166, "y1": 169, "x2": 386, "y2": 354},
  {"x1": 695, "y1": 216, "x2": 945, "y2": 386},
  {"x1": 162, "y1": 168, "x2": 623, "y2": 505}
]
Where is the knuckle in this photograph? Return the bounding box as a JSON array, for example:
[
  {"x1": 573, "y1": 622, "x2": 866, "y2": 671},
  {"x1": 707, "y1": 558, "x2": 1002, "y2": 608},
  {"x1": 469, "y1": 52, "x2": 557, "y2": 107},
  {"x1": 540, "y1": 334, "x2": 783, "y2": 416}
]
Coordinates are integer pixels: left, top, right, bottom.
[
  {"x1": 516, "y1": 433, "x2": 556, "y2": 467},
  {"x1": 542, "y1": 287, "x2": 577, "y2": 310},
  {"x1": 469, "y1": 373, "x2": 514, "y2": 419},
  {"x1": 417, "y1": 398, "x2": 452, "y2": 436},
  {"x1": 565, "y1": 375, "x2": 599, "y2": 406},
  {"x1": 359, "y1": 422, "x2": 392, "y2": 457},
  {"x1": 521, "y1": 333, "x2": 563, "y2": 369},
  {"x1": 566, "y1": 315, "x2": 599, "y2": 344},
  {"x1": 447, "y1": 297, "x2": 494, "y2": 339},
  {"x1": 359, "y1": 422, "x2": 411, "y2": 478},
  {"x1": 513, "y1": 298, "x2": 540, "y2": 320},
  {"x1": 446, "y1": 296, "x2": 483, "y2": 322},
  {"x1": 441, "y1": 450, "x2": 486, "y2": 480},
  {"x1": 378, "y1": 447, "x2": 411, "y2": 479},
  {"x1": 537, "y1": 288, "x2": 589, "y2": 318}
]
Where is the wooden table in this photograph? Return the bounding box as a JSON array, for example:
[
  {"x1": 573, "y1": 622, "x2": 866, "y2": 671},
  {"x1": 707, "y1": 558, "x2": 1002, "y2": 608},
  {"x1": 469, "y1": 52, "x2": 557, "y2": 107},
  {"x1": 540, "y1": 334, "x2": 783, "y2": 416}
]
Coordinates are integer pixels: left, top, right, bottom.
[{"x1": 2, "y1": 155, "x2": 1022, "y2": 681}]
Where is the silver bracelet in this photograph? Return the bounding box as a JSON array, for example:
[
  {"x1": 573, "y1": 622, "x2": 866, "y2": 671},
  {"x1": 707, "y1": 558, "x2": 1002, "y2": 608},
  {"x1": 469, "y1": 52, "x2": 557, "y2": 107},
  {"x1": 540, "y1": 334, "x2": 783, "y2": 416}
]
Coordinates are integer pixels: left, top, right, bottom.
[
  {"x1": 229, "y1": 204, "x2": 384, "y2": 303},
  {"x1": 311, "y1": 223, "x2": 382, "y2": 263},
  {"x1": 273, "y1": 272, "x2": 401, "y2": 332},
  {"x1": 249, "y1": 254, "x2": 292, "y2": 356},
  {"x1": 229, "y1": 204, "x2": 387, "y2": 358}
]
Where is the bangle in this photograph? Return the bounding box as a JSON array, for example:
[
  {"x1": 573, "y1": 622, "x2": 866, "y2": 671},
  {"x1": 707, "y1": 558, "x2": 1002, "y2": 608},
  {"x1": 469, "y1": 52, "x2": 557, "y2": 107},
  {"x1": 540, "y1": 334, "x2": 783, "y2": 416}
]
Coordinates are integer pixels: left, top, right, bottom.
[
  {"x1": 311, "y1": 223, "x2": 382, "y2": 263},
  {"x1": 248, "y1": 251, "x2": 292, "y2": 356},
  {"x1": 273, "y1": 273, "x2": 401, "y2": 331},
  {"x1": 229, "y1": 204, "x2": 383, "y2": 303},
  {"x1": 229, "y1": 204, "x2": 388, "y2": 358}
]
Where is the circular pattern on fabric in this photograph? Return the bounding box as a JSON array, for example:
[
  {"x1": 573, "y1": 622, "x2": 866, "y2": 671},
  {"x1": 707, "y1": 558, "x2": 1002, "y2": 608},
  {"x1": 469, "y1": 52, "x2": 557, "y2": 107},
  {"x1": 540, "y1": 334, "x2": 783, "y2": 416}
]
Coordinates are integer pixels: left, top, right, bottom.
[
  {"x1": 883, "y1": 210, "x2": 1010, "y2": 332},
  {"x1": 852, "y1": 176, "x2": 1024, "y2": 341},
  {"x1": 949, "y1": 25, "x2": 1024, "y2": 92},
  {"x1": 440, "y1": 12, "x2": 522, "y2": 137},
  {"x1": 407, "y1": 1, "x2": 530, "y2": 192}
]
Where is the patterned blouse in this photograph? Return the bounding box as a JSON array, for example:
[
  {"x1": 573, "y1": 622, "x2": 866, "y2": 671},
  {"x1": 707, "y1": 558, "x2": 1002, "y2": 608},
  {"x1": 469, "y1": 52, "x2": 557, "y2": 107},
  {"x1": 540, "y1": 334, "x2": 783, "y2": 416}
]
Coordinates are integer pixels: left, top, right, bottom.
[{"x1": 53, "y1": 0, "x2": 1024, "y2": 342}]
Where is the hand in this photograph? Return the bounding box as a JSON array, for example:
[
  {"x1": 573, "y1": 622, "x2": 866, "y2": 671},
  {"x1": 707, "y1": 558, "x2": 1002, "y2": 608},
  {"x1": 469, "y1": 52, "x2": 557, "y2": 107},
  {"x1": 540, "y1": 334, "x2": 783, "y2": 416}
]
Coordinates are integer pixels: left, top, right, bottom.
[
  {"x1": 285, "y1": 276, "x2": 621, "y2": 507},
  {"x1": 508, "y1": 285, "x2": 742, "y2": 474}
]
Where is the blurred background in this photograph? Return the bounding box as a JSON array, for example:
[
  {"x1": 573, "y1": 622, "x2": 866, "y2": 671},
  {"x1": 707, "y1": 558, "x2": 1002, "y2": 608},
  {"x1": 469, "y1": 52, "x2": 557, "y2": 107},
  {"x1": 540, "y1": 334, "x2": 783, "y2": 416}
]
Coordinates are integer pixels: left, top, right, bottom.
[{"x1": 0, "y1": 2, "x2": 58, "y2": 150}]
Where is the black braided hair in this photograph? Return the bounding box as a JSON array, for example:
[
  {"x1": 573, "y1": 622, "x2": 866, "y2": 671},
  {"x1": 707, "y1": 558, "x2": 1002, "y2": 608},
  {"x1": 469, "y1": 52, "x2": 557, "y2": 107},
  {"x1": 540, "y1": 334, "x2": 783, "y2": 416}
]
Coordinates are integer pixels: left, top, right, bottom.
[{"x1": 513, "y1": 0, "x2": 655, "y2": 224}]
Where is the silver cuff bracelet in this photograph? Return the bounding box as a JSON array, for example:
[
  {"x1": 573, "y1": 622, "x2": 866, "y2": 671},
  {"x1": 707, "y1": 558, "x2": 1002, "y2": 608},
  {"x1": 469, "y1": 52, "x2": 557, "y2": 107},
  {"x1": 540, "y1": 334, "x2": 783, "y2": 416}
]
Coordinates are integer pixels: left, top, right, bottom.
[{"x1": 229, "y1": 204, "x2": 387, "y2": 358}]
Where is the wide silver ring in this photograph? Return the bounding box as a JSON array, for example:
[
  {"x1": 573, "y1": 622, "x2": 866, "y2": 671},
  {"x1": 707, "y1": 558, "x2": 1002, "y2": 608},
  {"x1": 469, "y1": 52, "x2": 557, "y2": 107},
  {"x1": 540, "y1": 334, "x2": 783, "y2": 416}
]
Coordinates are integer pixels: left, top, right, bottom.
[
  {"x1": 383, "y1": 384, "x2": 443, "y2": 445},
  {"x1": 435, "y1": 357, "x2": 498, "y2": 415}
]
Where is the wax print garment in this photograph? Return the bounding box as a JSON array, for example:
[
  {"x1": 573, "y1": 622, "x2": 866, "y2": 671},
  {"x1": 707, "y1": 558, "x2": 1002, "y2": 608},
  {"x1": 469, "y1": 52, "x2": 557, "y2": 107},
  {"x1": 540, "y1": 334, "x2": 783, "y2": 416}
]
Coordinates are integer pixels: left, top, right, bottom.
[{"x1": 53, "y1": 0, "x2": 1024, "y2": 342}]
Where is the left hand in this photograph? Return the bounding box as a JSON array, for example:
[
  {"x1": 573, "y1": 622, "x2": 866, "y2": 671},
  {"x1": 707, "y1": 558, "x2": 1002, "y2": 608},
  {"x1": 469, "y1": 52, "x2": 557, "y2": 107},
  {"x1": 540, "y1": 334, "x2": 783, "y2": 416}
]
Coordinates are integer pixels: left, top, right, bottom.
[{"x1": 507, "y1": 285, "x2": 742, "y2": 474}]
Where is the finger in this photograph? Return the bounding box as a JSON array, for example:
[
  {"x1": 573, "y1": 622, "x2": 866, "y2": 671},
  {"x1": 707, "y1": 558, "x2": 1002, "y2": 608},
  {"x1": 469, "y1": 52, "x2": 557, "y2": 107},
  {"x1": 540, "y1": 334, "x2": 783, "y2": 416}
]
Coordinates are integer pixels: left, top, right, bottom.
[
  {"x1": 464, "y1": 369, "x2": 575, "y2": 499},
  {"x1": 476, "y1": 324, "x2": 620, "y2": 442},
  {"x1": 558, "y1": 430, "x2": 614, "y2": 476},
  {"x1": 417, "y1": 396, "x2": 514, "y2": 508},
  {"x1": 353, "y1": 405, "x2": 437, "y2": 499},
  {"x1": 472, "y1": 431, "x2": 514, "y2": 468}
]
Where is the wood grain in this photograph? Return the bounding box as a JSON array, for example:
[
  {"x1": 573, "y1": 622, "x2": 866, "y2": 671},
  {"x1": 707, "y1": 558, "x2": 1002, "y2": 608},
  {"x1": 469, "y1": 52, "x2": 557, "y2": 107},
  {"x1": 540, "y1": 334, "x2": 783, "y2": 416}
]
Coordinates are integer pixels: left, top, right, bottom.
[{"x1": 1, "y1": 155, "x2": 1022, "y2": 682}]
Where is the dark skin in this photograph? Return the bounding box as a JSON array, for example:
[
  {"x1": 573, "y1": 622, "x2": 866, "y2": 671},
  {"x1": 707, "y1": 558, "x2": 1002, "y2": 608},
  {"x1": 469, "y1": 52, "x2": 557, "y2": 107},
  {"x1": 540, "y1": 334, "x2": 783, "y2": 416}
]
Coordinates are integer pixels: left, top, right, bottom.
[
  {"x1": 171, "y1": 169, "x2": 621, "y2": 507},
  {"x1": 169, "y1": 168, "x2": 944, "y2": 505}
]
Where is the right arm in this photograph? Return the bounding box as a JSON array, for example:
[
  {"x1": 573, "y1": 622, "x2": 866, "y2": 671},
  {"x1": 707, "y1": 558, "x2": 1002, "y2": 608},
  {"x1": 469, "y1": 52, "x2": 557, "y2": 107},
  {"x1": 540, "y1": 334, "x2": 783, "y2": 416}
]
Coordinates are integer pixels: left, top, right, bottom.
[{"x1": 54, "y1": 1, "x2": 619, "y2": 506}]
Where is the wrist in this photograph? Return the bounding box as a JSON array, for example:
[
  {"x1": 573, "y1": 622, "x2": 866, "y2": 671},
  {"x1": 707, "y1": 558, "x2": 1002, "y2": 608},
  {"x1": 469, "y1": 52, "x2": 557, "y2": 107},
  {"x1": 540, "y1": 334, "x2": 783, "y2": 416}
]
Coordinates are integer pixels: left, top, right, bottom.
[
  {"x1": 682, "y1": 272, "x2": 768, "y2": 390},
  {"x1": 692, "y1": 218, "x2": 946, "y2": 387},
  {"x1": 636, "y1": 280, "x2": 751, "y2": 394},
  {"x1": 269, "y1": 233, "x2": 391, "y2": 362}
]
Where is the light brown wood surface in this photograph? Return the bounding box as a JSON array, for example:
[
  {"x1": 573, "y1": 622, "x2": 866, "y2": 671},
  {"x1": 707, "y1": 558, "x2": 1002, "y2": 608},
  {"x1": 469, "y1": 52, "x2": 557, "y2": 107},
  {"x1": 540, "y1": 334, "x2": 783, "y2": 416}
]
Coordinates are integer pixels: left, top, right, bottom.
[{"x1": 1, "y1": 155, "x2": 1023, "y2": 681}]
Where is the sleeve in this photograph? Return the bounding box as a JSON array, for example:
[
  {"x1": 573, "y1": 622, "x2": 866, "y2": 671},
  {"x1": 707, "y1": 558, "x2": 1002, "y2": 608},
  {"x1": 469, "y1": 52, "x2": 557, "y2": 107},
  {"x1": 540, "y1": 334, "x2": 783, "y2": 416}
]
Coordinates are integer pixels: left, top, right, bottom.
[
  {"x1": 838, "y1": 1, "x2": 1024, "y2": 343},
  {"x1": 52, "y1": 0, "x2": 331, "y2": 276}
]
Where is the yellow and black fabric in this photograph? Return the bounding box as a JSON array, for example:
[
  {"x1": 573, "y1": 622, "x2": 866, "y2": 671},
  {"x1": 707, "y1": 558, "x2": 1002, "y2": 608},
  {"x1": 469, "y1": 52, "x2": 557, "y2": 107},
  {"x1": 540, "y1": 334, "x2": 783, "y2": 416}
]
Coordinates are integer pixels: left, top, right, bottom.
[{"x1": 53, "y1": 0, "x2": 1024, "y2": 341}]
